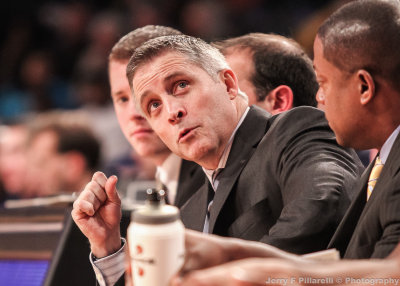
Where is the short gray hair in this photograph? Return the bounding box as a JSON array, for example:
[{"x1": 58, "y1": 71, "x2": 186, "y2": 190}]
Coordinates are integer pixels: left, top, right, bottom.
[{"x1": 126, "y1": 35, "x2": 229, "y2": 91}]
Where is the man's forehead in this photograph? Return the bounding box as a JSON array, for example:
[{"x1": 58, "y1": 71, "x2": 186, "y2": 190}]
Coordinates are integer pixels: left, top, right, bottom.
[
  {"x1": 131, "y1": 52, "x2": 191, "y2": 102},
  {"x1": 138, "y1": 50, "x2": 189, "y2": 70},
  {"x1": 312, "y1": 37, "x2": 324, "y2": 68},
  {"x1": 133, "y1": 51, "x2": 197, "y2": 85}
]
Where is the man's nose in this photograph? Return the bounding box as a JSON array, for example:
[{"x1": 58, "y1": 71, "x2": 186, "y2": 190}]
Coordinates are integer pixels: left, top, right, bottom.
[
  {"x1": 166, "y1": 101, "x2": 186, "y2": 124},
  {"x1": 316, "y1": 89, "x2": 325, "y2": 105},
  {"x1": 130, "y1": 100, "x2": 145, "y2": 120}
]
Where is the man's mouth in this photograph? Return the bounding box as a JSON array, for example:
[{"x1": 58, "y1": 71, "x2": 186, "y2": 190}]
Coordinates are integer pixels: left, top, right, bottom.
[
  {"x1": 131, "y1": 128, "x2": 153, "y2": 137},
  {"x1": 178, "y1": 127, "x2": 197, "y2": 142}
]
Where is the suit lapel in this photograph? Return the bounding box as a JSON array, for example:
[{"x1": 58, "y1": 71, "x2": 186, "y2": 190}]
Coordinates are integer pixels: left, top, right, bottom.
[
  {"x1": 180, "y1": 180, "x2": 209, "y2": 231},
  {"x1": 208, "y1": 106, "x2": 272, "y2": 233},
  {"x1": 174, "y1": 159, "x2": 203, "y2": 208}
]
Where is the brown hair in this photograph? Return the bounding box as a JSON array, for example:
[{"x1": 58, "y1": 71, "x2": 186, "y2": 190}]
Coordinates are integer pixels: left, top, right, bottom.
[
  {"x1": 214, "y1": 33, "x2": 318, "y2": 107},
  {"x1": 108, "y1": 25, "x2": 182, "y2": 62}
]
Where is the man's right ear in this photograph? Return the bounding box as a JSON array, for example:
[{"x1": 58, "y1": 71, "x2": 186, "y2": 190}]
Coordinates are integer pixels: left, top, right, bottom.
[
  {"x1": 263, "y1": 85, "x2": 294, "y2": 115},
  {"x1": 357, "y1": 69, "x2": 375, "y2": 105},
  {"x1": 220, "y1": 69, "x2": 239, "y2": 100}
]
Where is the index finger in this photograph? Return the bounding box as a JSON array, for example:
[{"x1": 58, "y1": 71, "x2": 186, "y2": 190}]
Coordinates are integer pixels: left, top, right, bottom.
[{"x1": 92, "y1": 171, "x2": 107, "y2": 188}]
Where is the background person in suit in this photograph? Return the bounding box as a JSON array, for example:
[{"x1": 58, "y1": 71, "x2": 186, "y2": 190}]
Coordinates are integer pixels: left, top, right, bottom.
[
  {"x1": 122, "y1": 34, "x2": 363, "y2": 252},
  {"x1": 213, "y1": 33, "x2": 318, "y2": 115},
  {"x1": 72, "y1": 26, "x2": 205, "y2": 286}
]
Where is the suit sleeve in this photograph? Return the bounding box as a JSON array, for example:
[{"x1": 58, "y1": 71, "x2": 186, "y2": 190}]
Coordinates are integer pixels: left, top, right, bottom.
[{"x1": 261, "y1": 108, "x2": 363, "y2": 254}]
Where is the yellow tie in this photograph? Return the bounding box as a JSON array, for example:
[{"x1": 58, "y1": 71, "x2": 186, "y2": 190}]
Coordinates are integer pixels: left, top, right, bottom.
[{"x1": 367, "y1": 156, "x2": 384, "y2": 201}]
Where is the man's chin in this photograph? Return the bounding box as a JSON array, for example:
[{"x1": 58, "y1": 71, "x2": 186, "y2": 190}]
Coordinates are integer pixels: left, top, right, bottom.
[{"x1": 179, "y1": 147, "x2": 210, "y2": 165}]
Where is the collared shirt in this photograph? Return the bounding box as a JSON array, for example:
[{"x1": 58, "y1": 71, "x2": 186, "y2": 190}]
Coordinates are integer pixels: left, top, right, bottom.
[
  {"x1": 202, "y1": 107, "x2": 250, "y2": 233},
  {"x1": 155, "y1": 153, "x2": 182, "y2": 205},
  {"x1": 380, "y1": 125, "x2": 400, "y2": 164},
  {"x1": 203, "y1": 107, "x2": 250, "y2": 190}
]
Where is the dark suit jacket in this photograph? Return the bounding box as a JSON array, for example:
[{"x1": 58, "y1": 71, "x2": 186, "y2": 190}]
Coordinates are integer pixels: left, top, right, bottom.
[
  {"x1": 174, "y1": 159, "x2": 205, "y2": 208},
  {"x1": 181, "y1": 106, "x2": 364, "y2": 254},
  {"x1": 328, "y1": 132, "x2": 400, "y2": 259}
]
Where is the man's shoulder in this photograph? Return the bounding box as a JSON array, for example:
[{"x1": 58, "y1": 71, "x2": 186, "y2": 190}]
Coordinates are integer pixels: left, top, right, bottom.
[
  {"x1": 266, "y1": 106, "x2": 331, "y2": 141},
  {"x1": 273, "y1": 106, "x2": 327, "y2": 127}
]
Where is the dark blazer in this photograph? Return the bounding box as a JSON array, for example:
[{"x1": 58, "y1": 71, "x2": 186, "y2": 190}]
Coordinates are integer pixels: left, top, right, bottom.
[
  {"x1": 181, "y1": 106, "x2": 364, "y2": 254},
  {"x1": 174, "y1": 159, "x2": 205, "y2": 208},
  {"x1": 328, "y1": 132, "x2": 400, "y2": 259}
]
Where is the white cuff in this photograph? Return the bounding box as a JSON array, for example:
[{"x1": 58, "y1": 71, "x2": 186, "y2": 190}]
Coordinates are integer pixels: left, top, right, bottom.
[{"x1": 90, "y1": 238, "x2": 126, "y2": 286}]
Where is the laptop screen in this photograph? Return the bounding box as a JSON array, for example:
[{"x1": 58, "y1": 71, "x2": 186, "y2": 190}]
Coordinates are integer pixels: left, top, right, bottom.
[
  {"x1": 0, "y1": 206, "x2": 67, "y2": 286},
  {"x1": 0, "y1": 206, "x2": 132, "y2": 286},
  {"x1": 0, "y1": 259, "x2": 49, "y2": 286}
]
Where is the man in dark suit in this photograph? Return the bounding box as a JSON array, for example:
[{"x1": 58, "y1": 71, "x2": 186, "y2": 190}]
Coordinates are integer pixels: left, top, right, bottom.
[
  {"x1": 179, "y1": 105, "x2": 361, "y2": 254},
  {"x1": 315, "y1": 0, "x2": 400, "y2": 259},
  {"x1": 122, "y1": 34, "x2": 363, "y2": 254}
]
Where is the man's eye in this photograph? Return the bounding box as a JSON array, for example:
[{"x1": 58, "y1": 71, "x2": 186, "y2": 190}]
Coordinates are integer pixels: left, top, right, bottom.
[
  {"x1": 178, "y1": 81, "x2": 188, "y2": 88},
  {"x1": 118, "y1": 97, "x2": 129, "y2": 103},
  {"x1": 113, "y1": 95, "x2": 129, "y2": 104},
  {"x1": 148, "y1": 101, "x2": 161, "y2": 113}
]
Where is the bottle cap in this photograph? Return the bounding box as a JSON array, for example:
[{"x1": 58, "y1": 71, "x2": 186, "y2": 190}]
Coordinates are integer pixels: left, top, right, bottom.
[{"x1": 132, "y1": 189, "x2": 180, "y2": 224}]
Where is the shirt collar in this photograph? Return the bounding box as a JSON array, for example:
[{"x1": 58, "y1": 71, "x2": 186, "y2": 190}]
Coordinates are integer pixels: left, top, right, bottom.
[
  {"x1": 203, "y1": 107, "x2": 250, "y2": 184},
  {"x1": 380, "y1": 125, "x2": 400, "y2": 164}
]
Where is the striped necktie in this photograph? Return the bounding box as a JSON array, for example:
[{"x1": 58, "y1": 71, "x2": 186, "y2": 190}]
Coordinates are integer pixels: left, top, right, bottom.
[{"x1": 367, "y1": 156, "x2": 384, "y2": 201}]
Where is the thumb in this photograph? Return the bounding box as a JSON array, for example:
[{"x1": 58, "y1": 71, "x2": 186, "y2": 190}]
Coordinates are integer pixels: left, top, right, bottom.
[{"x1": 105, "y1": 175, "x2": 120, "y2": 203}]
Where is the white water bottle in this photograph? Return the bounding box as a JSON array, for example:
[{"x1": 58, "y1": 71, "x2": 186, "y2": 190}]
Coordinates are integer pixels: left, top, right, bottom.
[{"x1": 128, "y1": 189, "x2": 185, "y2": 286}]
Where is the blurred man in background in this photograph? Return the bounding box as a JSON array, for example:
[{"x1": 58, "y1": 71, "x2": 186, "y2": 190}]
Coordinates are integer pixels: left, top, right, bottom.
[
  {"x1": 0, "y1": 122, "x2": 29, "y2": 200},
  {"x1": 214, "y1": 33, "x2": 318, "y2": 114},
  {"x1": 25, "y1": 111, "x2": 101, "y2": 197}
]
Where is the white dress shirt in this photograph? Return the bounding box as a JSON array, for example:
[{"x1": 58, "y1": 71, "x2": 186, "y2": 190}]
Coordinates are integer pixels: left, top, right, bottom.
[
  {"x1": 92, "y1": 238, "x2": 127, "y2": 286},
  {"x1": 202, "y1": 107, "x2": 250, "y2": 233}
]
